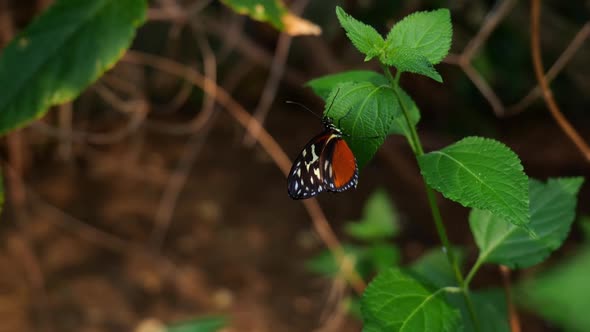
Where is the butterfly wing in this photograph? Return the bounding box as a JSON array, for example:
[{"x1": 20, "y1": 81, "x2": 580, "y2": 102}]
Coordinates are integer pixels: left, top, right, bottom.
[
  {"x1": 321, "y1": 136, "x2": 358, "y2": 192},
  {"x1": 287, "y1": 131, "x2": 332, "y2": 199}
]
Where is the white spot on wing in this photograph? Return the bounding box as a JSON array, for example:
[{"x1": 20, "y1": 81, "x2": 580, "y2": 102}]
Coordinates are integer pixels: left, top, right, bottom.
[
  {"x1": 313, "y1": 166, "x2": 321, "y2": 180},
  {"x1": 306, "y1": 144, "x2": 320, "y2": 171}
]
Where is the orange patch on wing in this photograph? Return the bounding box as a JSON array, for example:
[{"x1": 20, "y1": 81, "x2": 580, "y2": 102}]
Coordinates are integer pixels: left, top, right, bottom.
[{"x1": 332, "y1": 139, "x2": 356, "y2": 188}]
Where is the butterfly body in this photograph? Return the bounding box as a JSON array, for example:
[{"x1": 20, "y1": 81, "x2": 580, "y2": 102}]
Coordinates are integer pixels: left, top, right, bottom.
[{"x1": 287, "y1": 118, "x2": 358, "y2": 200}]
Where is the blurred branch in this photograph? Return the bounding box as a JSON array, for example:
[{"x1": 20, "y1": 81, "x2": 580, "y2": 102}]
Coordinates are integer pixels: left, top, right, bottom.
[
  {"x1": 530, "y1": 0, "x2": 590, "y2": 162},
  {"x1": 30, "y1": 84, "x2": 149, "y2": 145},
  {"x1": 507, "y1": 22, "x2": 590, "y2": 114},
  {"x1": 6, "y1": 131, "x2": 27, "y2": 212},
  {"x1": 243, "y1": 0, "x2": 310, "y2": 146},
  {"x1": 57, "y1": 103, "x2": 73, "y2": 161},
  {"x1": 445, "y1": 0, "x2": 589, "y2": 122},
  {"x1": 6, "y1": 232, "x2": 51, "y2": 332},
  {"x1": 461, "y1": 61, "x2": 505, "y2": 116},
  {"x1": 0, "y1": 0, "x2": 27, "y2": 214},
  {"x1": 148, "y1": 3, "x2": 307, "y2": 87},
  {"x1": 461, "y1": 0, "x2": 517, "y2": 62},
  {"x1": 445, "y1": 0, "x2": 516, "y2": 117},
  {"x1": 500, "y1": 266, "x2": 521, "y2": 332},
  {"x1": 122, "y1": 50, "x2": 367, "y2": 294},
  {"x1": 150, "y1": 30, "x2": 219, "y2": 250},
  {"x1": 443, "y1": 0, "x2": 590, "y2": 163}
]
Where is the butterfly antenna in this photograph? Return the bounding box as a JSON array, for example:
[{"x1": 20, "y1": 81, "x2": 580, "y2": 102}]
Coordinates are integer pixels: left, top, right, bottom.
[
  {"x1": 286, "y1": 101, "x2": 322, "y2": 119},
  {"x1": 324, "y1": 88, "x2": 341, "y2": 118}
]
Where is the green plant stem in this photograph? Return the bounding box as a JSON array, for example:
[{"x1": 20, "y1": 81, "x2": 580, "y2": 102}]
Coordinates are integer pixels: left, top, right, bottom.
[
  {"x1": 381, "y1": 64, "x2": 481, "y2": 332},
  {"x1": 394, "y1": 69, "x2": 402, "y2": 86},
  {"x1": 465, "y1": 256, "x2": 485, "y2": 288}
]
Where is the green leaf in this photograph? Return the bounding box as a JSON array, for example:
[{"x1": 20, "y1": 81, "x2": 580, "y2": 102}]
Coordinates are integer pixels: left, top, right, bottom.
[
  {"x1": 389, "y1": 86, "x2": 421, "y2": 150},
  {"x1": 324, "y1": 82, "x2": 396, "y2": 168},
  {"x1": 518, "y1": 248, "x2": 590, "y2": 332},
  {"x1": 345, "y1": 189, "x2": 400, "y2": 241},
  {"x1": 470, "y1": 177, "x2": 584, "y2": 269},
  {"x1": 410, "y1": 249, "x2": 509, "y2": 332},
  {"x1": 0, "y1": 0, "x2": 146, "y2": 135},
  {"x1": 385, "y1": 9, "x2": 452, "y2": 65},
  {"x1": 418, "y1": 137, "x2": 530, "y2": 230},
  {"x1": 220, "y1": 0, "x2": 320, "y2": 35},
  {"x1": 408, "y1": 247, "x2": 463, "y2": 288},
  {"x1": 365, "y1": 243, "x2": 401, "y2": 272},
  {"x1": 469, "y1": 290, "x2": 510, "y2": 332},
  {"x1": 344, "y1": 296, "x2": 363, "y2": 319},
  {"x1": 220, "y1": 0, "x2": 286, "y2": 29},
  {"x1": 306, "y1": 70, "x2": 388, "y2": 100},
  {"x1": 305, "y1": 245, "x2": 366, "y2": 278},
  {"x1": 336, "y1": 6, "x2": 385, "y2": 61},
  {"x1": 361, "y1": 268, "x2": 461, "y2": 332},
  {"x1": 306, "y1": 243, "x2": 399, "y2": 279},
  {"x1": 167, "y1": 316, "x2": 227, "y2": 332},
  {"x1": 447, "y1": 289, "x2": 510, "y2": 332},
  {"x1": 380, "y1": 47, "x2": 442, "y2": 82}
]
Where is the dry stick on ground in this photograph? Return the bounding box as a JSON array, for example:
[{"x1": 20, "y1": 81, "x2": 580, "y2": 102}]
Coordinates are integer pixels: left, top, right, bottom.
[
  {"x1": 3, "y1": 165, "x2": 51, "y2": 332},
  {"x1": 122, "y1": 50, "x2": 367, "y2": 294},
  {"x1": 151, "y1": 31, "x2": 219, "y2": 250},
  {"x1": 1, "y1": 161, "x2": 180, "y2": 274},
  {"x1": 25, "y1": 187, "x2": 182, "y2": 281},
  {"x1": 530, "y1": 0, "x2": 590, "y2": 162},
  {"x1": 243, "y1": 0, "x2": 310, "y2": 146}
]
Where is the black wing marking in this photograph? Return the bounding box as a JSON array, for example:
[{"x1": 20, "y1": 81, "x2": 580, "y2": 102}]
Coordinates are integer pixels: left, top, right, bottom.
[{"x1": 287, "y1": 131, "x2": 332, "y2": 200}]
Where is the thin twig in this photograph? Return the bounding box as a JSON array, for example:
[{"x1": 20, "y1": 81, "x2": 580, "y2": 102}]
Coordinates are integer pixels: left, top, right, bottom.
[
  {"x1": 445, "y1": 0, "x2": 589, "y2": 123},
  {"x1": 150, "y1": 118, "x2": 218, "y2": 249},
  {"x1": 122, "y1": 50, "x2": 366, "y2": 294},
  {"x1": 507, "y1": 21, "x2": 590, "y2": 114},
  {"x1": 530, "y1": 0, "x2": 590, "y2": 162},
  {"x1": 461, "y1": 62, "x2": 504, "y2": 116},
  {"x1": 150, "y1": 30, "x2": 219, "y2": 250},
  {"x1": 199, "y1": 15, "x2": 307, "y2": 87},
  {"x1": 148, "y1": 3, "x2": 307, "y2": 87},
  {"x1": 243, "y1": 0, "x2": 310, "y2": 146},
  {"x1": 500, "y1": 266, "x2": 521, "y2": 332},
  {"x1": 6, "y1": 231, "x2": 51, "y2": 332},
  {"x1": 30, "y1": 84, "x2": 148, "y2": 145},
  {"x1": 461, "y1": 0, "x2": 518, "y2": 62},
  {"x1": 243, "y1": 30, "x2": 294, "y2": 145},
  {"x1": 57, "y1": 103, "x2": 73, "y2": 161},
  {"x1": 5, "y1": 131, "x2": 27, "y2": 212}
]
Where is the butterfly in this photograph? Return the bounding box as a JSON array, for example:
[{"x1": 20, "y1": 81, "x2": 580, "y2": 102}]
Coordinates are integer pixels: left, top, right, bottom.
[{"x1": 287, "y1": 116, "x2": 358, "y2": 200}]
